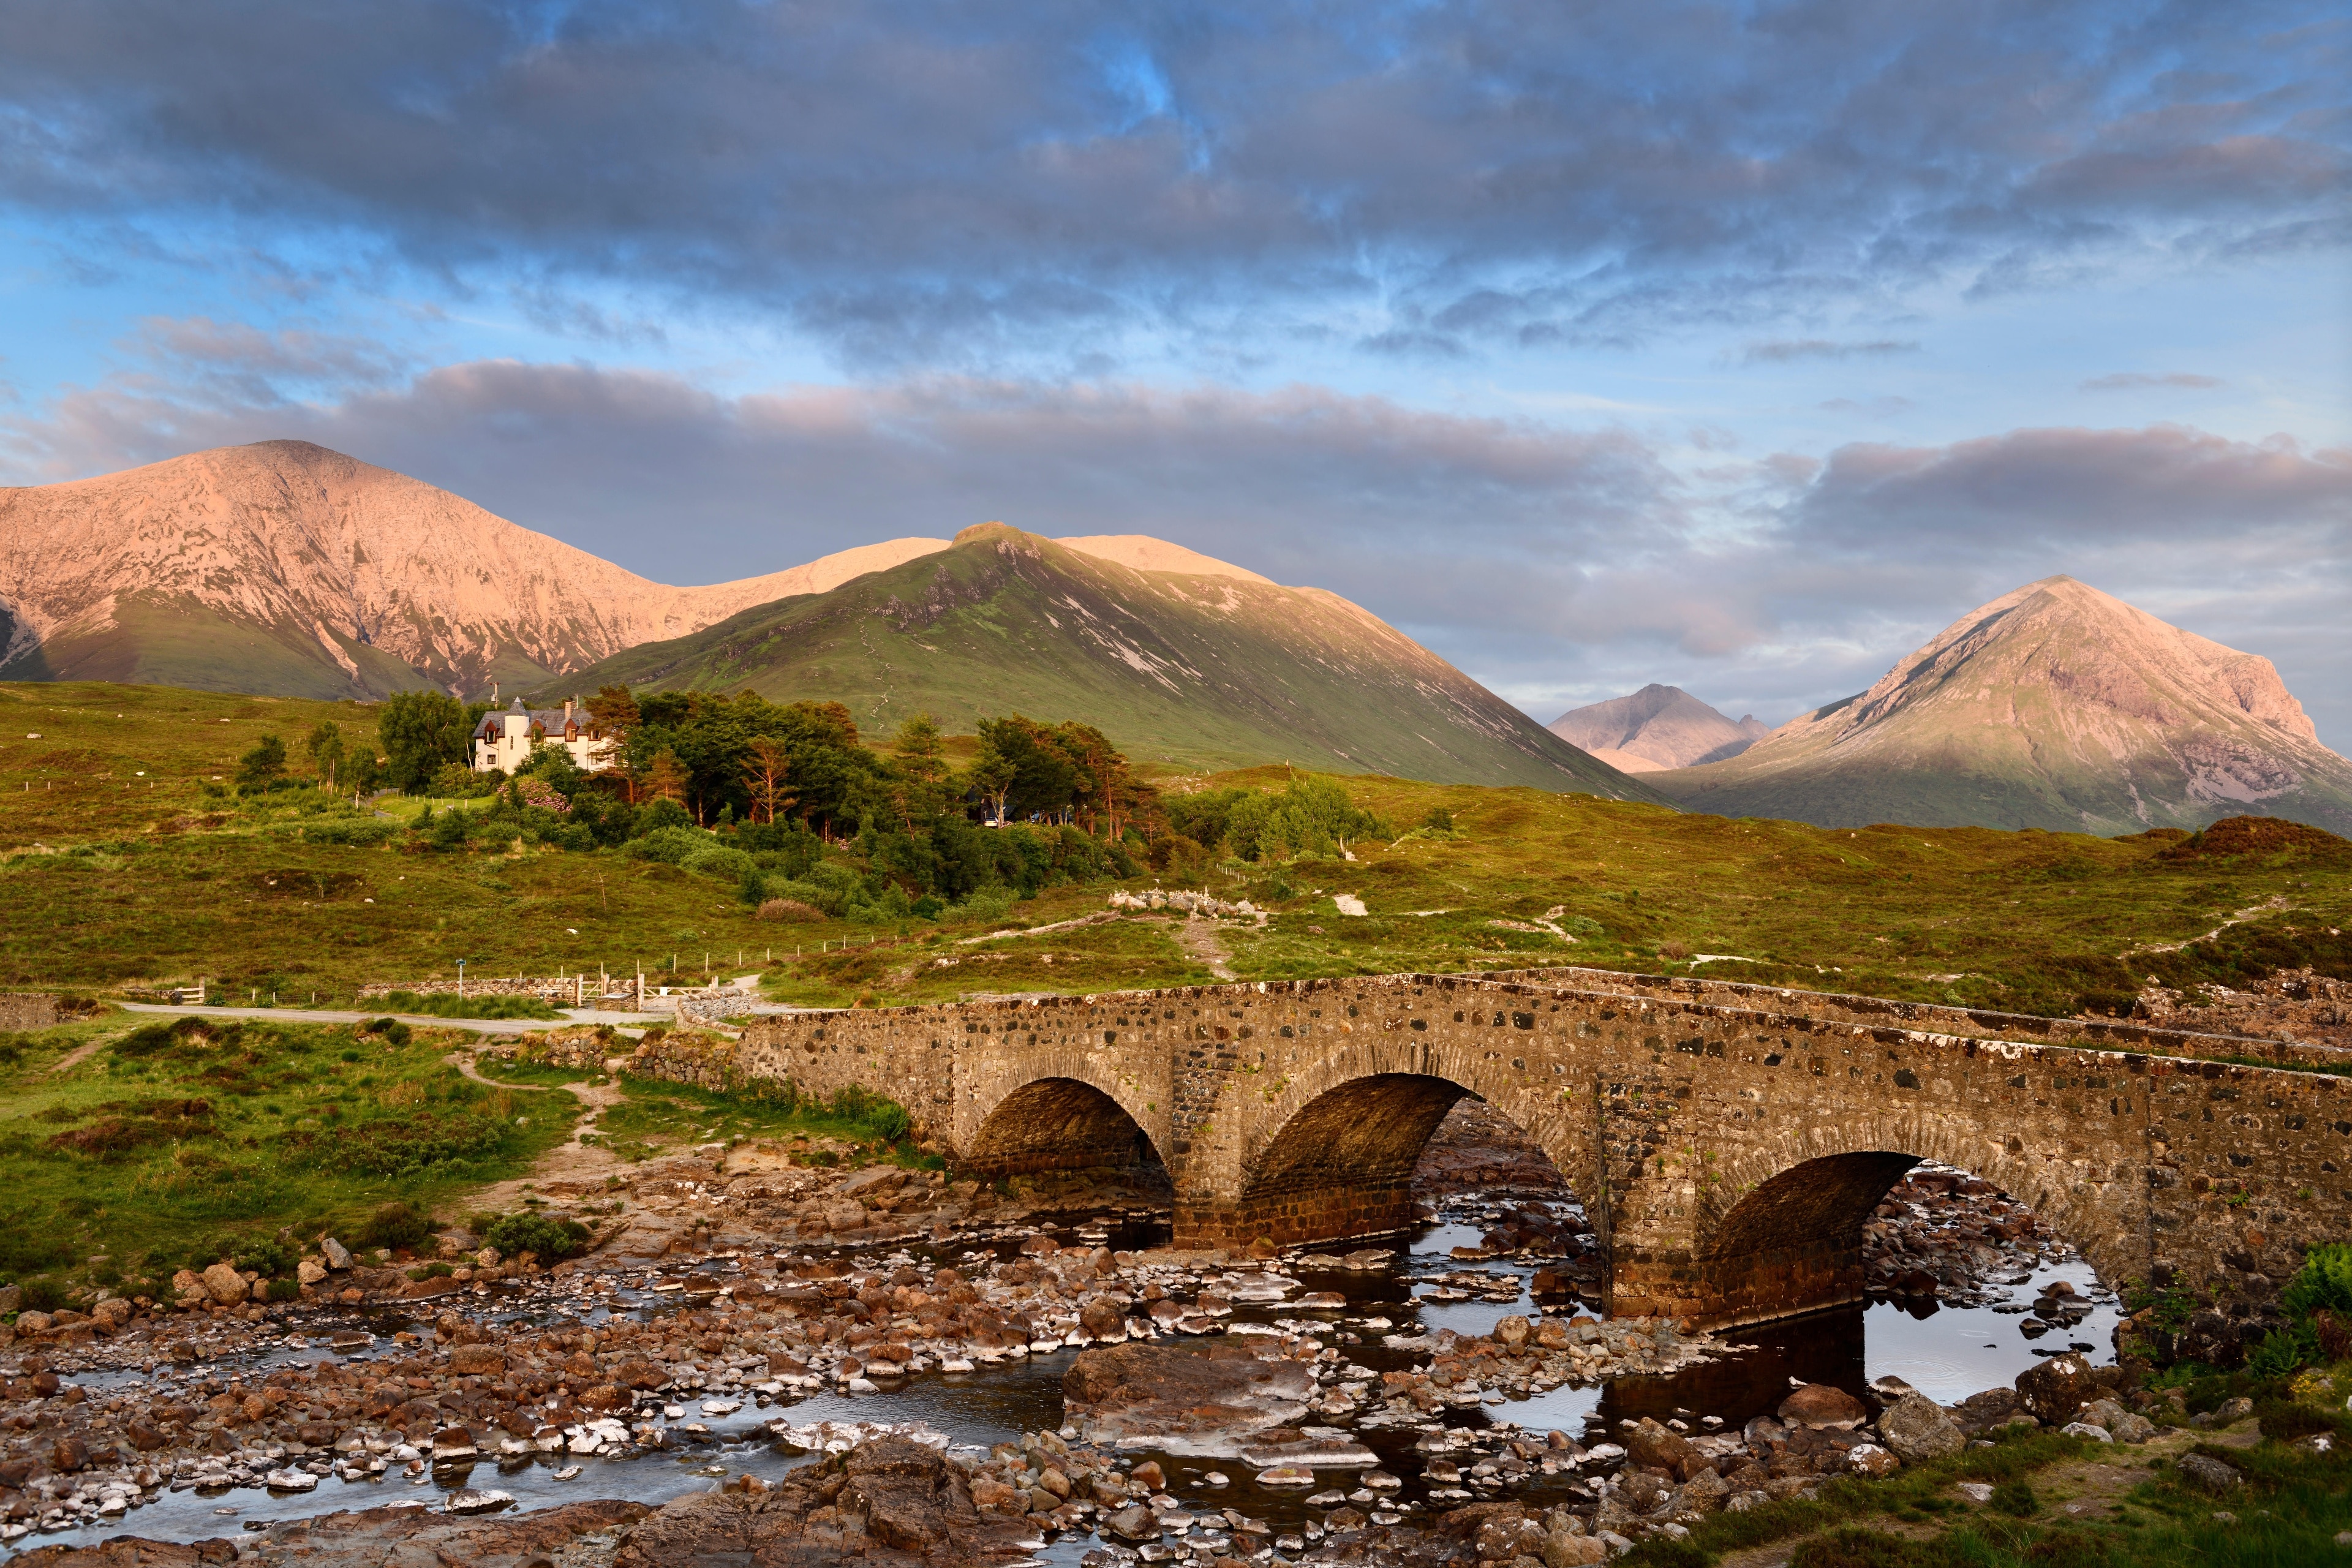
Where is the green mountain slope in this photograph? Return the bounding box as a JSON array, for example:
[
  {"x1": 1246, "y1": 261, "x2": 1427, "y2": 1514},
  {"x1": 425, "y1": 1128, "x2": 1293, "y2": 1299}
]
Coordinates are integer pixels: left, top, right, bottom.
[
  {"x1": 552, "y1": 522, "x2": 1667, "y2": 797},
  {"x1": 1652, "y1": 576, "x2": 2352, "y2": 835}
]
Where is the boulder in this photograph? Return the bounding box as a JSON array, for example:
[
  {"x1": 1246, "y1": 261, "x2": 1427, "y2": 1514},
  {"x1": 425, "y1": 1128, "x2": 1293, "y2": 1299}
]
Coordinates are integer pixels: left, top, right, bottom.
[
  {"x1": 1061, "y1": 1342, "x2": 1311, "y2": 1449},
  {"x1": 609, "y1": 1438, "x2": 1037, "y2": 1565},
  {"x1": 2082, "y1": 1398, "x2": 2155, "y2": 1444},
  {"x1": 321, "y1": 1236, "x2": 354, "y2": 1270},
  {"x1": 449, "y1": 1344, "x2": 507, "y2": 1378},
  {"x1": 1624, "y1": 1418, "x2": 1706, "y2": 1480},
  {"x1": 2176, "y1": 1453, "x2": 2242, "y2": 1494},
  {"x1": 1103, "y1": 1505, "x2": 1161, "y2": 1540},
  {"x1": 1845, "y1": 1443, "x2": 1901, "y2": 1478},
  {"x1": 1543, "y1": 1531, "x2": 1609, "y2": 1566},
  {"x1": 1779, "y1": 1382, "x2": 1869, "y2": 1430},
  {"x1": 90, "y1": 1298, "x2": 133, "y2": 1330},
  {"x1": 1491, "y1": 1314, "x2": 1531, "y2": 1349},
  {"x1": 1877, "y1": 1393, "x2": 1966, "y2": 1464},
  {"x1": 171, "y1": 1269, "x2": 207, "y2": 1303},
  {"x1": 2014, "y1": 1354, "x2": 2115, "y2": 1425},
  {"x1": 1078, "y1": 1299, "x2": 1126, "y2": 1341},
  {"x1": 200, "y1": 1262, "x2": 247, "y2": 1305}
]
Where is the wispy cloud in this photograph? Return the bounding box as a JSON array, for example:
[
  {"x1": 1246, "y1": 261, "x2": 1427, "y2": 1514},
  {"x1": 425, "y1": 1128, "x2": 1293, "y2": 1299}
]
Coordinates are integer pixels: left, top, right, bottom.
[
  {"x1": 2080, "y1": 371, "x2": 2225, "y2": 391},
  {"x1": 1741, "y1": 339, "x2": 1920, "y2": 364}
]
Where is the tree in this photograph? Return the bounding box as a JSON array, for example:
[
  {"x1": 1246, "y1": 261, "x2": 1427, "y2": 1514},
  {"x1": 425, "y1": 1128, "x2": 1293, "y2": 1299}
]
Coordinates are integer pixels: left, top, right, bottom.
[
  {"x1": 967, "y1": 743, "x2": 1018, "y2": 826},
  {"x1": 644, "y1": 747, "x2": 690, "y2": 806},
  {"x1": 235, "y1": 734, "x2": 287, "y2": 791},
  {"x1": 975, "y1": 714, "x2": 1088, "y2": 822},
  {"x1": 894, "y1": 714, "x2": 947, "y2": 783},
  {"x1": 378, "y1": 689, "x2": 472, "y2": 792},
  {"x1": 742, "y1": 737, "x2": 794, "y2": 824},
  {"x1": 305, "y1": 722, "x2": 345, "y2": 791}
]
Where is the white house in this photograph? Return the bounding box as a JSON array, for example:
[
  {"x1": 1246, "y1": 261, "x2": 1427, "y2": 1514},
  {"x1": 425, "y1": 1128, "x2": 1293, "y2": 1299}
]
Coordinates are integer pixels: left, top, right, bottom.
[{"x1": 472, "y1": 697, "x2": 613, "y2": 774}]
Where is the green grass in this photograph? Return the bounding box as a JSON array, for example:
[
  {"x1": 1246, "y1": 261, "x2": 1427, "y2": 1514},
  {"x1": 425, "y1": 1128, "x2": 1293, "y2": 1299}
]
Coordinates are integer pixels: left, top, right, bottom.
[
  {"x1": 0, "y1": 1009, "x2": 582, "y2": 1300},
  {"x1": 4, "y1": 682, "x2": 2347, "y2": 1026},
  {"x1": 587, "y1": 1074, "x2": 930, "y2": 1167},
  {"x1": 472, "y1": 1055, "x2": 608, "y2": 1087},
  {"x1": 375, "y1": 989, "x2": 566, "y2": 1020}
]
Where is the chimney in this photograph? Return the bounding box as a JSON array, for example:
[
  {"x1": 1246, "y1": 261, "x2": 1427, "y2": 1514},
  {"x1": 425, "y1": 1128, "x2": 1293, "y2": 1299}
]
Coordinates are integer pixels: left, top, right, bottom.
[{"x1": 564, "y1": 697, "x2": 575, "y2": 721}]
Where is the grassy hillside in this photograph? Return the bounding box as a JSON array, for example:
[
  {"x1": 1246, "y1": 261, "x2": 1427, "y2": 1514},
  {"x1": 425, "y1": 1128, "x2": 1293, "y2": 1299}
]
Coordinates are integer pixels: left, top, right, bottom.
[
  {"x1": 2, "y1": 679, "x2": 2346, "y2": 1019},
  {"x1": 552, "y1": 523, "x2": 1660, "y2": 797}
]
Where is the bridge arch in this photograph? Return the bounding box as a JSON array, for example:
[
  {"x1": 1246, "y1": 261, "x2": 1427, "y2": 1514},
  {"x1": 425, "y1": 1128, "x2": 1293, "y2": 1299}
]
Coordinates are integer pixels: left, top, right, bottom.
[
  {"x1": 1680, "y1": 1111, "x2": 2143, "y2": 1327},
  {"x1": 1183, "y1": 1029, "x2": 1602, "y2": 1250},
  {"x1": 951, "y1": 1041, "x2": 1172, "y2": 1185}
]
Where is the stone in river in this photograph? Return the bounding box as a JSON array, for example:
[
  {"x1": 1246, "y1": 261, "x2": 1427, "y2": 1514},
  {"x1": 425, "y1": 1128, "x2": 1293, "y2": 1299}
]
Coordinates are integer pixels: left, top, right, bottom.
[
  {"x1": 614, "y1": 1437, "x2": 1036, "y2": 1565},
  {"x1": 1624, "y1": 1418, "x2": 1707, "y2": 1480},
  {"x1": 1103, "y1": 1504, "x2": 1161, "y2": 1540},
  {"x1": 1062, "y1": 1343, "x2": 1314, "y2": 1451},
  {"x1": 1777, "y1": 1383, "x2": 1869, "y2": 1430},
  {"x1": 444, "y1": 1488, "x2": 514, "y2": 1515},
  {"x1": 1256, "y1": 1465, "x2": 1316, "y2": 1486}
]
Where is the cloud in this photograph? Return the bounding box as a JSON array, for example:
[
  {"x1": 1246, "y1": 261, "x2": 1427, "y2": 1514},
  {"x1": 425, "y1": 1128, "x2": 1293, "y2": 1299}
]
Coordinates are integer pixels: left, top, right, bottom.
[
  {"x1": 1742, "y1": 339, "x2": 1920, "y2": 364},
  {"x1": 0, "y1": 0, "x2": 2342, "y2": 363},
  {"x1": 2080, "y1": 371, "x2": 2225, "y2": 391},
  {"x1": 1785, "y1": 425, "x2": 2352, "y2": 556}
]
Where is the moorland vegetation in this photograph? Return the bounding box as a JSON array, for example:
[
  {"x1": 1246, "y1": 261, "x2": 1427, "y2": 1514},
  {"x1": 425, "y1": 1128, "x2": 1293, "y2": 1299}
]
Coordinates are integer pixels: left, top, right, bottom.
[{"x1": 0, "y1": 681, "x2": 2346, "y2": 1017}]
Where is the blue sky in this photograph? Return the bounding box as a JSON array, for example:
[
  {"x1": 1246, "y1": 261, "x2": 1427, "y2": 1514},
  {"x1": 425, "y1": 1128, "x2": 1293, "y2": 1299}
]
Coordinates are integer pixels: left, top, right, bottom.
[{"x1": 2, "y1": 0, "x2": 2346, "y2": 742}]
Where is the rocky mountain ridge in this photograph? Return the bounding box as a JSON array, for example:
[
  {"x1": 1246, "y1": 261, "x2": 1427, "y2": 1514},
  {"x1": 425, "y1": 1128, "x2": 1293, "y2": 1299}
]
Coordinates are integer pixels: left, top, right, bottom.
[
  {"x1": 1653, "y1": 576, "x2": 2352, "y2": 835},
  {"x1": 0, "y1": 441, "x2": 954, "y2": 698},
  {"x1": 557, "y1": 521, "x2": 1662, "y2": 793}
]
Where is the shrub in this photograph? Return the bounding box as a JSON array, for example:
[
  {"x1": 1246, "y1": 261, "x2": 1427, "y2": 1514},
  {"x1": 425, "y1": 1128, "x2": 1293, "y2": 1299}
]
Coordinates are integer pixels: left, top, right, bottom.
[
  {"x1": 357, "y1": 1016, "x2": 414, "y2": 1045},
  {"x1": 361, "y1": 1201, "x2": 436, "y2": 1254},
  {"x1": 756, "y1": 897, "x2": 826, "y2": 922},
  {"x1": 952, "y1": 884, "x2": 1020, "y2": 924},
  {"x1": 16, "y1": 1276, "x2": 66, "y2": 1313},
  {"x1": 1991, "y1": 1479, "x2": 2038, "y2": 1515},
  {"x1": 625, "y1": 824, "x2": 712, "y2": 865},
  {"x1": 233, "y1": 1238, "x2": 296, "y2": 1278},
  {"x1": 681, "y1": 845, "x2": 757, "y2": 883},
  {"x1": 481, "y1": 1212, "x2": 589, "y2": 1261}
]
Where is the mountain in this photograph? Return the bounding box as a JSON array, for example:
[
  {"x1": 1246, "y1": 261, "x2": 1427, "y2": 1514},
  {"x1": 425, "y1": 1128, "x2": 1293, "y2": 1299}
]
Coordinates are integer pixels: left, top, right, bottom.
[
  {"x1": 1548, "y1": 684, "x2": 1771, "y2": 772},
  {"x1": 552, "y1": 521, "x2": 1669, "y2": 796},
  {"x1": 1651, "y1": 576, "x2": 2352, "y2": 835},
  {"x1": 0, "y1": 440, "x2": 945, "y2": 698}
]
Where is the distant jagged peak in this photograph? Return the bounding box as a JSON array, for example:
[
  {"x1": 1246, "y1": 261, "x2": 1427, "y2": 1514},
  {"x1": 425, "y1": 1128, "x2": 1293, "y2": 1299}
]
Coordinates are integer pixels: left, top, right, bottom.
[{"x1": 1548, "y1": 683, "x2": 1768, "y2": 770}]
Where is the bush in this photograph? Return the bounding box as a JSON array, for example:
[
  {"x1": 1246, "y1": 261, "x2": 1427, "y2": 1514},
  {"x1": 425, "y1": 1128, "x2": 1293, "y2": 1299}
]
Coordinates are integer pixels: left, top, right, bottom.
[
  {"x1": 334, "y1": 1111, "x2": 508, "y2": 1175},
  {"x1": 681, "y1": 845, "x2": 757, "y2": 883},
  {"x1": 626, "y1": 824, "x2": 716, "y2": 865},
  {"x1": 16, "y1": 1276, "x2": 66, "y2": 1313},
  {"x1": 1991, "y1": 1479, "x2": 2038, "y2": 1516},
  {"x1": 952, "y1": 884, "x2": 1020, "y2": 924},
  {"x1": 480, "y1": 1212, "x2": 589, "y2": 1261},
  {"x1": 825, "y1": 1085, "x2": 913, "y2": 1143},
  {"x1": 756, "y1": 897, "x2": 826, "y2": 922},
  {"x1": 233, "y1": 1238, "x2": 296, "y2": 1278},
  {"x1": 361, "y1": 1201, "x2": 436, "y2": 1254}
]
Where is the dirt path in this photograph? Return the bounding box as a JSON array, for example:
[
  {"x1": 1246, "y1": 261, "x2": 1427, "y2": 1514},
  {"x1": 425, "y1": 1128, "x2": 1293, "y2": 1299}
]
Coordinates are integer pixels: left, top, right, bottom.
[
  {"x1": 1174, "y1": 913, "x2": 1238, "y2": 980},
  {"x1": 49, "y1": 1039, "x2": 104, "y2": 1073},
  {"x1": 449, "y1": 1049, "x2": 636, "y2": 1212}
]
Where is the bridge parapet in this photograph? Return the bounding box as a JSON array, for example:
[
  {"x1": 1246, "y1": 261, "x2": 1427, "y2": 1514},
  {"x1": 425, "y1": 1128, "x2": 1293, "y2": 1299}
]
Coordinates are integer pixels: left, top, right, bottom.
[{"x1": 713, "y1": 971, "x2": 2352, "y2": 1330}]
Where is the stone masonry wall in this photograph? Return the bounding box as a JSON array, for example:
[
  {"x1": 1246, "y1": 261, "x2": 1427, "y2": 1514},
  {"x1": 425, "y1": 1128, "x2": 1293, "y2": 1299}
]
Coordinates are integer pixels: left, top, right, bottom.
[
  {"x1": 710, "y1": 971, "x2": 2352, "y2": 1330},
  {"x1": 0, "y1": 993, "x2": 59, "y2": 1031},
  {"x1": 1482, "y1": 965, "x2": 2352, "y2": 1072}
]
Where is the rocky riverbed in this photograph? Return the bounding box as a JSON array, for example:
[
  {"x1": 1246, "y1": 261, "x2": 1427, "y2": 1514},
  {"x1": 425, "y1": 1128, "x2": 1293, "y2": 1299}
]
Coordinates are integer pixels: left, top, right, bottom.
[{"x1": 1, "y1": 1098, "x2": 2144, "y2": 1565}]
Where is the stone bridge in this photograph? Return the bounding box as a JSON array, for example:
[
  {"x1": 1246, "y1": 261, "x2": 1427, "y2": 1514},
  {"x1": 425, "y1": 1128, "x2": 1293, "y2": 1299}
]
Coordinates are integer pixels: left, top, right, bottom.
[{"x1": 704, "y1": 968, "x2": 2352, "y2": 1329}]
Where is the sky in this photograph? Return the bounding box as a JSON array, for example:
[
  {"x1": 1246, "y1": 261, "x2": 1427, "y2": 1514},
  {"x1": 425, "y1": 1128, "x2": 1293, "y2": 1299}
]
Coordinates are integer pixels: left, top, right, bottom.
[{"x1": 1, "y1": 1, "x2": 2347, "y2": 744}]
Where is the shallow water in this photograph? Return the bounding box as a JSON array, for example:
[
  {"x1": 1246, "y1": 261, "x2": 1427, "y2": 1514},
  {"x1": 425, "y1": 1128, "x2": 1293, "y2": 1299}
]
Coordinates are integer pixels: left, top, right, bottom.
[{"x1": 6, "y1": 1201, "x2": 2117, "y2": 1561}]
